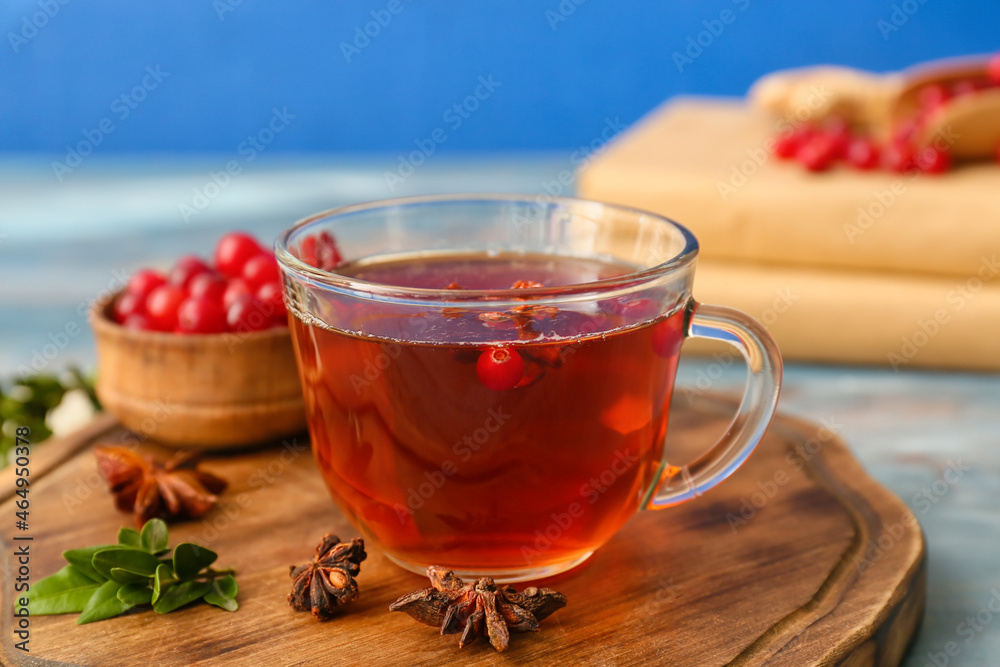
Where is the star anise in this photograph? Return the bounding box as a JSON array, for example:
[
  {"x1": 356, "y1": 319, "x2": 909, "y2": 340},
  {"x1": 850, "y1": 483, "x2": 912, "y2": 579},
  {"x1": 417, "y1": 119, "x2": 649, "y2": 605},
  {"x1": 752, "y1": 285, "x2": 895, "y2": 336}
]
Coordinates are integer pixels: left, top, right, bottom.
[
  {"x1": 389, "y1": 566, "x2": 567, "y2": 652},
  {"x1": 288, "y1": 534, "x2": 367, "y2": 621},
  {"x1": 94, "y1": 445, "x2": 227, "y2": 527}
]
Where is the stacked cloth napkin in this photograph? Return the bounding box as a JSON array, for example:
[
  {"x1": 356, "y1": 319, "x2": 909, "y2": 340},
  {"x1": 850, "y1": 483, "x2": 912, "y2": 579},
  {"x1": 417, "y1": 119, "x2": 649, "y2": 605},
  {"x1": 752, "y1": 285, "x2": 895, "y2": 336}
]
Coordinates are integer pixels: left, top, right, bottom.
[{"x1": 579, "y1": 99, "x2": 1000, "y2": 371}]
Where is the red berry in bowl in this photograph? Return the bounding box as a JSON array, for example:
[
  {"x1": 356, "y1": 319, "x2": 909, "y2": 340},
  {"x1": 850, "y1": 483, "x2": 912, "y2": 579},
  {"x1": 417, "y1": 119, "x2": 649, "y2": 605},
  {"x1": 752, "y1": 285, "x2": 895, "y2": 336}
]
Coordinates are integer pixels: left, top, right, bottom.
[
  {"x1": 188, "y1": 272, "x2": 227, "y2": 303},
  {"x1": 846, "y1": 138, "x2": 880, "y2": 170},
  {"x1": 145, "y1": 284, "x2": 186, "y2": 332},
  {"x1": 177, "y1": 296, "x2": 227, "y2": 334},
  {"x1": 122, "y1": 313, "x2": 153, "y2": 331},
  {"x1": 988, "y1": 53, "x2": 1000, "y2": 87},
  {"x1": 242, "y1": 254, "x2": 280, "y2": 291},
  {"x1": 226, "y1": 296, "x2": 273, "y2": 333},
  {"x1": 476, "y1": 347, "x2": 524, "y2": 391},
  {"x1": 169, "y1": 255, "x2": 211, "y2": 290},
  {"x1": 215, "y1": 232, "x2": 262, "y2": 278},
  {"x1": 113, "y1": 291, "x2": 145, "y2": 323},
  {"x1": 256, "y1": 282, "x2": 287, "y2": 324},
  {"x1": 915, "y1": 146, "x2": 951, "y2": 174},
  {"x1": 127, "y1": 269, "x2": 166, "y2": 300},
  {"x1": 223, "y1": 279, "x2": 252, "y2": 310}
]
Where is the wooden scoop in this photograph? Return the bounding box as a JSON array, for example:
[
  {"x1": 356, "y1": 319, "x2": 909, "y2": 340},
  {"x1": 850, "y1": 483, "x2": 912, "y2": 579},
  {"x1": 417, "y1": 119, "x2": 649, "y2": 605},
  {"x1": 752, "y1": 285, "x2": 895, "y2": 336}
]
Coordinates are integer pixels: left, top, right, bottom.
[
  {"x1": 750, "y1": 54, "x2": 1000, "y2": 159},
  {"x1": 892, "y1": 55, "x2": 1000, "y2": 159}
]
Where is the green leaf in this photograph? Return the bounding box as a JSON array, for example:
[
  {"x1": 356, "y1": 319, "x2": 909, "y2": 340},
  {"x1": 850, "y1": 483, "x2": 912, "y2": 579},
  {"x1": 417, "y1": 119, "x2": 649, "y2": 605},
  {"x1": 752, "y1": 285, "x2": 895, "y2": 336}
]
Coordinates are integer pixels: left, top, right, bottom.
[
  {"x1": 203, "y1": 575, "x2": 238, "y2": 612},
  {"x1": 117, "y1": 527, "x2": 142, "y2": 548},
  {"x1": 77, "y1": 580, "x2": 134, "y2": 625},
  {"x1": 152, "y1": 581, "x2": 211, "y2": 614},
  {"x1": 109, "y1": 568, "x2": 153, "y2": 585},
  {"x1": 152, "y1": 564, "x2": 175, "y2": 604},
  {"x1": 63, "y1": 545, "x2": 120, "y2": 582},
  {"x1": 117, "y1": 583, "x2": 154, "y2": 606},
  {"x1": 18, "y1": 565, "x2": 102, "y2": 615},
  {"x1": 172, "y1": 543, "x2": 217, "y2": 580},
  {"x1": 92, "y1": 548, "x2": 161, "y2": 580},
  {"x1": 140, "y1": 519, "x2": 169, "y2": 554}
]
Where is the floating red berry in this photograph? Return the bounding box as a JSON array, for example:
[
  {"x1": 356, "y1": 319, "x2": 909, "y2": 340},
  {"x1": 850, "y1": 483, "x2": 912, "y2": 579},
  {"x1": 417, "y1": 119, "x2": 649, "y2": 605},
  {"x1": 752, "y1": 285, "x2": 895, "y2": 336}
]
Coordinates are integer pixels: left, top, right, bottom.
[
  {"x1": 145, "y1": 284, "x2": 186, "y2": 332},
  {"x1": 476, "y1": 347, "x2": 524, "y2": 391},
  {"x1": 215, "y1": 232, "x2": 262, "y2": 279}
]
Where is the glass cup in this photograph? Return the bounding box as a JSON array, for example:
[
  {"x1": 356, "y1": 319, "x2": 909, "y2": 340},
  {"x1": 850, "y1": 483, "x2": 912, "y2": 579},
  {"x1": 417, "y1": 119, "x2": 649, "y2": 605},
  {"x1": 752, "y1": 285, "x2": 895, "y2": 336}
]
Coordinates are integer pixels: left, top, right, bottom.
[{"x1": 276, "y1": 194, "x2": 782, "y2": 582}]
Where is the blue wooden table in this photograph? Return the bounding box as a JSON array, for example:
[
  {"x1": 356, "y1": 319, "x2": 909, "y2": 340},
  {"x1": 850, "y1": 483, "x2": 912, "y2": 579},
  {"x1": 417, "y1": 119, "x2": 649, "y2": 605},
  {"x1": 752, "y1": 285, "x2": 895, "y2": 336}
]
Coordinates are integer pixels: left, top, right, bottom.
[{"x1": 1, "y1": 157, "x2": 997, "y2": 665}]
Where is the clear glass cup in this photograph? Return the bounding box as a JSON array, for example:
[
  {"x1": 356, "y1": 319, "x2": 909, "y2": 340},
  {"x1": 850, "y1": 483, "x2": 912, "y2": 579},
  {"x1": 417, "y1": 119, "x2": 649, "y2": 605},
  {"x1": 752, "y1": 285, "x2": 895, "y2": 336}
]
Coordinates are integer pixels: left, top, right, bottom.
[{"x1": 276, "y1": 194, "x2": 782, "y2": 582}]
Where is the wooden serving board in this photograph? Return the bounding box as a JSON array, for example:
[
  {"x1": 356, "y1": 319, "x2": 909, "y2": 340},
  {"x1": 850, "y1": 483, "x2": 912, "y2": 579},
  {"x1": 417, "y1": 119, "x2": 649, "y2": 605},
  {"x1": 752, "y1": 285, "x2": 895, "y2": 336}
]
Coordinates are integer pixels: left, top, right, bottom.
[{"x1": 0, "y1": 395, "x2": 925, "y2": 666}]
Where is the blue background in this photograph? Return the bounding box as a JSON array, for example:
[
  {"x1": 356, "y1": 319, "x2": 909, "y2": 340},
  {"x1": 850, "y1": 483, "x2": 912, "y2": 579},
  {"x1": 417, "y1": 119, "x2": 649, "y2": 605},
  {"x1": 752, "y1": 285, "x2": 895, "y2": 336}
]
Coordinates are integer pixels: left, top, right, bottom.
[{"x1": 1, "y1": 0, "x2": 998, "y2": 155}]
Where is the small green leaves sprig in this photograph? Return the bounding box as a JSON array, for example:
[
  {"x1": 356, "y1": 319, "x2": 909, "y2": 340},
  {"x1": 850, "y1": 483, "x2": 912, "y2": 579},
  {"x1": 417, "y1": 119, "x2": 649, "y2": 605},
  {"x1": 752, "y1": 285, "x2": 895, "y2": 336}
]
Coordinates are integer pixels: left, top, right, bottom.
[{"x1": 18, "y1": 519, "x2": 238, "y2": 624}]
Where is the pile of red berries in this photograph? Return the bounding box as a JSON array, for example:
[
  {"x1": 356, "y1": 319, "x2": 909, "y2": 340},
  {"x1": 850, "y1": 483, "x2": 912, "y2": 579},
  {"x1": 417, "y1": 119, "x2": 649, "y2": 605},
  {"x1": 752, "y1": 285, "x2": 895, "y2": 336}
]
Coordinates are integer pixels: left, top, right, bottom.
[
  {"x1": 112, "y1": 232, "x2": 287, "y2": 334},
  {"x1": 776, "y1": 52, "x2": 1000, "y2": 175}
]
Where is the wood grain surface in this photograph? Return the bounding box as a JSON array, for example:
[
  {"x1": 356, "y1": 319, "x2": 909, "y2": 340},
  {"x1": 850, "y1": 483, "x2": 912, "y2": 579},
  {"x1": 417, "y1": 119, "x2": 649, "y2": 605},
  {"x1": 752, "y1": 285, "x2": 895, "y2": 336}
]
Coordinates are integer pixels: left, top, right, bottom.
[{"x1": 0, "y1": 394, "x2": 925, "y2": 666}]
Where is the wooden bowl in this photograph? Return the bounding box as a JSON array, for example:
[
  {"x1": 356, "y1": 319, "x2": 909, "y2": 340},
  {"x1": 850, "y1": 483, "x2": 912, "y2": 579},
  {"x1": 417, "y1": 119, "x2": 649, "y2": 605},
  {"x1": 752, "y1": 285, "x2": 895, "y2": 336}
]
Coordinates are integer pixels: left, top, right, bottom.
[{"x1": 90, "y1": 291, "x2": 307, "y2": 449}]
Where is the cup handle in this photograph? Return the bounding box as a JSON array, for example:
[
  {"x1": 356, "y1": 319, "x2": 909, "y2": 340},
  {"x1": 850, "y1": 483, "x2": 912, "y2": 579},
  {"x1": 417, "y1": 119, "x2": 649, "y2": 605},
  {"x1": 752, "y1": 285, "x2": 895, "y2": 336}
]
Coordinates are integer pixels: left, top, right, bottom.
[{"x1": 644, "y1": 301, "x2": 783, "y2": 509}]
